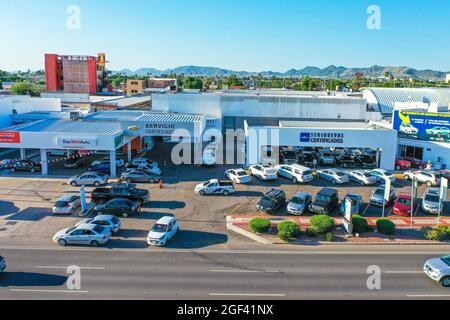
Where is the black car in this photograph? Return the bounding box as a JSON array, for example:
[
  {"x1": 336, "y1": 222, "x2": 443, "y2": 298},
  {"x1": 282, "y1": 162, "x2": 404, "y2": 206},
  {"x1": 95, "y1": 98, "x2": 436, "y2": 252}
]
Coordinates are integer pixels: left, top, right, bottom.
[
  {"x1": 309, "y1": 188, "x2": 339, "y2": 215},
  {"x1": 336, "y1": 155, "x2": 357, "y2": 169},
  {"x1": 64, "y1": 157, "x2": 87, "y2": 169},
  {"x1": 256, "y1": 189, "x2": 286, "y2": 214},
  {"x1": 280, "y1": 150, "x2": 298, "y2": 165},
  {"x1": 354, "y1": 154, "x2": 377, "y2": 169},
  {"x1": 298, "y1": 152, "x2": 317, "y2": 167},
  {"x1": 91, "y1": 183, "x2": 150, "y2": 205},
  {"x1": 8, "y1": 160, "x2": 41, "y2": 173},
  {"x1": 93, "y1": 198, "x2": 141, "y2": 218}
]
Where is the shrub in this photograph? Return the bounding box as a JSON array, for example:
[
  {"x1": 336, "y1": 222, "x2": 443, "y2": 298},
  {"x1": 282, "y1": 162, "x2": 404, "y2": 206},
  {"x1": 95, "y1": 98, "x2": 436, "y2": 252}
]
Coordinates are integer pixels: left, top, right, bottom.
[
  {"x1": 278, "y1": 230, "x2": 293, "y2": 242},
  {"x1": 376, "y1": 219, "x2": 396, "y2": 235},
  {"x1": 277, "y1": 221, "x2": 301, "y2": 237},
  {"x1": 424, "y1": 225, "x2": 450, "y2": 241},
  {"x1": 324, "y1": 232, "x2": 335, "y2": 242},
  {"x1": 352, "y1": 215, "x2": 369, "y2": 234},
  {"x1": 249, "y1": 218, "x2": 271, "y2": 234},
  {"x1": 305, "y1": 227, "x2": 318, "y2": 237},
  {"x1": 310, "y1": 215, "x2": 335, "y2": 234}
]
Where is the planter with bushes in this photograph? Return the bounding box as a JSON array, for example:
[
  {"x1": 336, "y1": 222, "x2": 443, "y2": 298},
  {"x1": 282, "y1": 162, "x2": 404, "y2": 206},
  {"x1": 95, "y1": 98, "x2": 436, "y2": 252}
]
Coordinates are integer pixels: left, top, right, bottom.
[
  {"x1": 376, "y1": 219, "x2": 396, "y2": 235},
  {"x1": 249, "y1": 218, "x2": 271, "y2": 234},
  {"x1": 422, "y1": 225, "x2": 450, "y2": 241},
  {"x1": 310, "y1": 215, "x2": 335, "y2": 234},
  {"x1": 352, "y1": 215, "x2": 369, "y2": 234},
  {"x1": 277, "y1": 221, "x2": 301, "y2": 242}
]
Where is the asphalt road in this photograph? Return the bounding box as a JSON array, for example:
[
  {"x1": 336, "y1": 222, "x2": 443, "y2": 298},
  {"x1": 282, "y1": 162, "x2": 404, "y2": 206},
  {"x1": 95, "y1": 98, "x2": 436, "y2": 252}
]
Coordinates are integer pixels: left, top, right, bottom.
[{"x1": 0, "y1": 246, "x2": 449, "y2": 300}]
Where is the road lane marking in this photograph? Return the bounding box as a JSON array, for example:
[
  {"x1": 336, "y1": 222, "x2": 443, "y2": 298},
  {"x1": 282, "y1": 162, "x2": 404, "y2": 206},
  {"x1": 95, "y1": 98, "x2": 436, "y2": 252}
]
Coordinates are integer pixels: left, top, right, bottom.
[
  {"x1": 407, "y1": 295, "x2": 450, "y2": 298},
  {"x1": 210, "y1": 269, "x2": 280, "y2": 273},
  {"x1": 210, "y1": 293, "x2": 286, "y2": 297},
  {"x1": 386, "y1": 271, "x2": 423, "y2": 274},
  {"x1": 36, "y1": 266, "x2": 106, "y2": 270},
  {"x1": 10, "y1": 289, "x2": 88, "y2": 294}
]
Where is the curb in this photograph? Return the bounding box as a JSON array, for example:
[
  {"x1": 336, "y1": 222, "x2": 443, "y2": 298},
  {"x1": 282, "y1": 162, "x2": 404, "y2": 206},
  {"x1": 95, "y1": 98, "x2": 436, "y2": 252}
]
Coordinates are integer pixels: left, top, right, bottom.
[{"x1": 226, "y1": 216, "x2": 273, "y2": 245}]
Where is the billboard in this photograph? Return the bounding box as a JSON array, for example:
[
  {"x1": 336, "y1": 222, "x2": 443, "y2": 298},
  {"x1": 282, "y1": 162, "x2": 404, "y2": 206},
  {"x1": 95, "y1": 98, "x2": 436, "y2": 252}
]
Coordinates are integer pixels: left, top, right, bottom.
[
  {"x1": 0, "y1": 131, "x2": 21, "y2": 144},
  {"x1": 393, "y1": 110, "x2": 450, "y2": 142}
]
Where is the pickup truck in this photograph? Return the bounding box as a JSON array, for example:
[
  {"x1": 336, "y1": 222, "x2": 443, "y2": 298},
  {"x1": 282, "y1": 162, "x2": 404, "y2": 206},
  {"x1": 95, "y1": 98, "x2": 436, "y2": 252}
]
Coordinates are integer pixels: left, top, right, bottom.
[
  {"x1": 91, "y1": 184, "x2": 150, "y2": 204},
  {"x1": 194, "y1": 179, "x2": 235, "y2": 196}
]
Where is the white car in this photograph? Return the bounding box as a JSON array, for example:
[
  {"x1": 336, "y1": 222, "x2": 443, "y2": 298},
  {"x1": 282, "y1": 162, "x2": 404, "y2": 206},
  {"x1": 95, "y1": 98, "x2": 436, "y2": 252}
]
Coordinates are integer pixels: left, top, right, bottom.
[
  {"x1": 147, "y1": 216, "x2": 179, "y2": 247},
  {"x1": 249, "y1": 165, "x2": 278, "y2": 181},
  {"x1": 275, "y1": 164, "x2": 314, "y2": 184},
  {"x1": 317, "y1": 169, "x2": 349, "y2": 184},
  {"x1": 225, "y1": 168, "x2": 251, "y2": 184},
  {"x1": 76, "y1": 215, "x2": 121, "y2": 234},
  {"x1": 126, "y1": 163, "x2": 162, "y2": 175},
  {"x1": 424, "y1": 256, "x2": 450, "y2": 287},
  {"x1": 68, "y1": 172, "x2": 109, "y2": 187},
  {"x1": 421, "y1": 188, "x2": 442, "y2": 215},
  {"x1": 404, "y1": 170, "x2": 440, "y2": 187},
  {"x1": 53, "y1": 224, "x2": 111, "y2": 247},
  {"x1": 92, "y1": 157, "x2": 125, "y2": 168},
  {"x1": 53, "y1": 195, "x2": 81, "y2": 215},
  {"x1": 348, "y1": 170, "x2": 377, "y2": 185},
  {"x1": 368, "y1": 169, "x2": 396, "y2": 183},
  {"x1": 399, "y1": 123, "x2": 419, "y2": 135},
  {"x1": 132, "y1": 158, "x2": 159, "y2": 169}
]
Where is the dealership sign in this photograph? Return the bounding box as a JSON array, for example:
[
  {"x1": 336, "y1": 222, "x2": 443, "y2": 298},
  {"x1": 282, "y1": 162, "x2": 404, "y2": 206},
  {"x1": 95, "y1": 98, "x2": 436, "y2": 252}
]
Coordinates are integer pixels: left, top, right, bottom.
[
  {"x1": 57, "y1": 137, "x2": 97, "y2": 149},
  {"x1": 0, "y1": 131, "x2": 21, "y2": 144},
  {"x1": 393, "y1": 110, "x2": 450, "y2": 142},
  {"x1": 144, "y1": 123, "x2": 177, "y2": 137},
  {"x1": 300, "y1": 132, "x2": 345, "y2": 144}
]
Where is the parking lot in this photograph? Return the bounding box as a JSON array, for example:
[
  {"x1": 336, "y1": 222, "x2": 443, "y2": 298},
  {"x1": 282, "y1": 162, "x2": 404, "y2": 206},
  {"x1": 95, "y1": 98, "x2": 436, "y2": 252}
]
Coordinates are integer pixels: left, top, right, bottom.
[{"x1": 0, "y1": 143, "x2": 448, "y2": 249}]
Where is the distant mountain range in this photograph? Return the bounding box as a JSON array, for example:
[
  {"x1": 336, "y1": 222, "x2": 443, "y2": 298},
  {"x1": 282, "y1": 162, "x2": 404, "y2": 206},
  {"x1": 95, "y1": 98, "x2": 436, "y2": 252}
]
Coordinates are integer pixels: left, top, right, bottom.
[{"x1": 111, "y1": 65, "x2": 449, "y2": 81}]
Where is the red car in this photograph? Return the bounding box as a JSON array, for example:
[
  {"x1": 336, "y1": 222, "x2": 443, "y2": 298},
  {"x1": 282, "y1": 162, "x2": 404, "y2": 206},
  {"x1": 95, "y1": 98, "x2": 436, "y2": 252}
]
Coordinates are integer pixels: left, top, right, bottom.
[
  {"x1": 395, "y1": 158, "x2": 412, "y2": 170},
  {"x1": 404, "y1": 157, "x2": 427, "y2": 169},
  {"x1": 393, "y1": 193, "x2": 412, "y2": 217}
]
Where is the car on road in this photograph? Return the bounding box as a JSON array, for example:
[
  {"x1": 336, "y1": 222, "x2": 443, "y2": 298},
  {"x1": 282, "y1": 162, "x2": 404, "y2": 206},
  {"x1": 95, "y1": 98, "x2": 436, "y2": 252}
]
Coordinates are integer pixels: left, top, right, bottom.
[
  {"x1": 92, "y1": 157, "x2": 125, "y2": 168},
  {"x1": 93, "y1": 198, "x2": 141, "y2": 218},
  {"x1": 395, "y1": 158, "x2": 412, "y2": 170},
  {"x1": 347, "y1": 170, "x2": 377, "y2": 185},
  {"x1": 339, "y1": 193, "x2": 363, "y2": 215},
  {"x1": 368, "y1": 169, "x2": 396, "y2": 183},
  {"x1": 91, "y1": 184, "x2": 150, "y2": 204},
  {"x1": 8, "y1": 160, "x2": 41, "y2": 173},
  {"x1": 370, "y1": 185, "x2": 395, "y2": 207},
  {"x1": 275, "y1": 164, "x2": 313, "y2": 184},
  {"x1": 147, "y1": 216, "x2": 179, "y2": 247},
  {"x1": 76, "y1": 215, "x2": 121, "y2": 234},
  {"x1": 53, "y1": 224, "x2": 111, "y2": 247},
  {"x1": 53, "y1": 195, "x2": 81, "y2": 215},
  {"x1": 0, "y1": 256, "x2": 5, "y2": 274},
  {"x1": 64, "y1": 157, "x2": 87, "y2": 169},
  {"x1": 225, "y1": 168, "x2": 251, "y2": 184},
  {"x1": 68, "y1": 172, "x2": 109, "y2": 187},
  {"x1": 132, "y1": 158, "x2": 159, "y2": 169},
  {"x1": 194, "y1": 179, "x2": 235, "y2": 196},
  {"x1": 287, "y1": 192, "x2": 312, "y2": 215},
  {"x1": 424, "y1": 255, "x2": 450, "y2": 287},
  {"x1": 309, "y1": 188, "x2": 339, "y2": 215},
  {"x1": 421, "y1": 188, "x2": 442, "y2": 215},
  {"x1": 393, "y1": 193, "x2": 412, "y2": 217},
  {"x1": 317, "y1": 169, "x2": 349, "y2": 185},
  {"x1": 399, "y1": 123, "x2": 419, "y2": 135},
  {"x1": 426, "y1": 126, "x2": 450, "y2": 139},
  {"x1": 256, "y1": 189, "x2": 286, "y2": 214},
  {"x1": 403, "y1": 170, "x2": 440, "y2": 187},
  {"x1": 249, "y1": 165, "x2": 278, "y2": 181},
  {"x1": 121, "y1": 169, "x2": 161, "y2": 184}
]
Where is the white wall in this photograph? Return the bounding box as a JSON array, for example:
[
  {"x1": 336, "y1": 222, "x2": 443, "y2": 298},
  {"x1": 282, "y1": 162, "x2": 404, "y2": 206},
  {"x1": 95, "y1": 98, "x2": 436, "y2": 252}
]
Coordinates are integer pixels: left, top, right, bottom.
[{"x1": 398, "y1": 138, "x2": 450, "y2": 167}]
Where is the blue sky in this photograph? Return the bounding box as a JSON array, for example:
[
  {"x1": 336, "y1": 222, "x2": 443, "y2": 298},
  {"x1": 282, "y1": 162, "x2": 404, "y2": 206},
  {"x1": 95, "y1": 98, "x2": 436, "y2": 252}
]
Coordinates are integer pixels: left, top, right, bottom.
[{"x1": 1, "y1": 0, "x2": 449, "y2": 72}]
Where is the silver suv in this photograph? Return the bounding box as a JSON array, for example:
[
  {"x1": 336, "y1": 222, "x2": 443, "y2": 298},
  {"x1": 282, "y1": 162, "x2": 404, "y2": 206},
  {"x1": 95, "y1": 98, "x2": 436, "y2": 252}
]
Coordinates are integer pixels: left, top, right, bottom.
[
  {"x1": 404, "y1": 170, "x2": 440, "y2": 187},
  {"x1": 424, "y1": 256, "x2": 450, "y2": 287},
  {"x1": 421, "y1": 188, "x2": 442, "y2": 215}
]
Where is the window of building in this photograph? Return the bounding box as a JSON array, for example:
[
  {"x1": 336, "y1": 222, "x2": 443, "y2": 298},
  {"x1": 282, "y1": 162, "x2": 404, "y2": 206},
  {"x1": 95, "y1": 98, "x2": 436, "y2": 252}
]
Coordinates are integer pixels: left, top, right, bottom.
[{"x1": 399, "y1": 145, "x2": 424, "y2": 160}]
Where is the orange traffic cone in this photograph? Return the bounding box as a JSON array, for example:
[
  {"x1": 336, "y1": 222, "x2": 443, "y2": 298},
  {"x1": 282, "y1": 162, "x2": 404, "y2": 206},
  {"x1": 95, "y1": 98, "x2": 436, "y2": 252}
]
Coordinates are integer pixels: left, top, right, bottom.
[{"x1": 159, "y1": 179, "x2": 163, "y2": 189}]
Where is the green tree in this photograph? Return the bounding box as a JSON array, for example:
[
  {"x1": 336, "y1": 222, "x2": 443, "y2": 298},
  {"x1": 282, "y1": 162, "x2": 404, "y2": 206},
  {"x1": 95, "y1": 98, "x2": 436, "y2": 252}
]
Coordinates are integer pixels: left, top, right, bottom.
[
  {"x1": 11, "y1": 81, "x2": 41, "y2": 96},
  {"x1": 183, "y1": 76, "x2": 203, "y2": 90}
]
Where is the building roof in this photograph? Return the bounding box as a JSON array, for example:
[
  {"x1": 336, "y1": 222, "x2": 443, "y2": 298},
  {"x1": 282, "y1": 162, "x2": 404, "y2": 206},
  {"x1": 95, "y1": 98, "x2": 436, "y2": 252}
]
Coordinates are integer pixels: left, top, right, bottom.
[
  {"x1": 84, "y1": 110, "x2": 204, "y2": 123},
  {"x1": 91, "y1": 96, "x2": 151, "y2": 107},
  {"x1": 279, "y1": 120, "x2": 381, "y2": 130},
  {"x1": 8, "y1": 119, "x2": 123, "y2": 135},
  {"x1": 364, "y1": 87, "x2": 450, "y2": 115}
]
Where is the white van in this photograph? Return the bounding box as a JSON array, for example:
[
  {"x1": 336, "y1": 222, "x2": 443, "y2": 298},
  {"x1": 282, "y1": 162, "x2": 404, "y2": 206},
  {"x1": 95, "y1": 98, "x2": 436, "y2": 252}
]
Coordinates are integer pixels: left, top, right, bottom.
[{"x1": 275, "y1": 164, "x2": 314, "y2": 183}]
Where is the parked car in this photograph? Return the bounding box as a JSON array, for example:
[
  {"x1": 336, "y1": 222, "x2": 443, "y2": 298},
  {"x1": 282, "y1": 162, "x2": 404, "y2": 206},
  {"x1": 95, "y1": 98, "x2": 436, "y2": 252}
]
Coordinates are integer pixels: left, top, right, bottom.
[
  {"x1": 287, "y1": 192, "x2": 312, "y2": 215},
  {"x1": 298, "y1": 151, "x2": 317, "y2": 167},
  {"x1": 370, "y1": 185, "x2": 395, "y2": 207},
  {"x1": 393, "y1": 193, "x2": 412, "y2": 217},
  {"x1": 93, "y1": 198, "x2": 141, "y2": 218},
  {"x1": 8, "y1": 160, "x2": 41, "y2": 173},
  {"x1": 348, "y1": 170, "x2": 377, "y2": 185},
  {"x1": 426, "y1": 127, "x2": 450, "y2": 139},
  {"x1": 424, "y1": 256, "x2": 450, "y2": 287},
  {"x1": 225, "y1": 168, "x2": 251, "y2": 184},
  {"x1": 121, "y1": 169, "x2": 161, "y2": 184},
  {"x1": 335, "y1": 155, "x2": 357, "y2": 169},
  {"x1": 64, "y1": 157, "x2": 87, "y2": 169},
  {"x1": 369, "y1": 169, "x2": 396, "y2": 183},
  {"x1": 399, "y1": 123, "x2": 419, "y2": 135},
  {"x1": 395, "y1": 158, "x2": 412, "y2": 170},
  {"x1": 421, "y1": 188, "x2": 442, "y2": 215},
  {"x1": 0, "y1": 256, "x2": 5, "y2": 274},
  {"x1": 256, "y1": 189, "x2": 286, "y2": 214},
  {"x1": 317, "y1": 169, "x2": 349, "y2": 185},
  {"x1": 76, "y1": 215, "x2": 121, "y2": 234},
  {"x1": 354, "y1": 154, "x2": 377, "y2": 169},
  {"x1": 249, "y1": 165, "x2": 278, "y2": 181},
  {"x1": 47, "y1": 149, "x2": 71, "y2": 157},
  {"x1": 53, "y1": 195, "x2": 81, "y2": 215},
  {"x1": 403, "y1": 170, "x2": 440, "y2": 187},
  {"x1": 309, "y1": 188, "x2": 339, "y2": 215},
  {"x1": 53, "y1": 224, "x2": 111, "y2": 247},
  {"x1": 88, "y1": 162, "x2": 113, "y2": 174},
  {"x1": 0, "y1": 159, "x2": 13, "y2": 169},
  {"x1": 91, "y1": 184, "x2": 150, "y2": 204},
  {"x1": 339, "y1": 193, "x2": 363, "y2": 215},
  {"x1": 124, "y1": 163, "x2": 162, "y2": 175},
  {"x1": 404, "y1": 157, "x2": 427, "y2": 169},
  {"x1": 68, "y1": 172, "x2": 109, "y2": 187},
  {"x1": 280, "y1": 149, "x2": 298, "y2": 165},
  {"x1": 318, "y1": 150, "x2": 336, "y2": 166},
  {"x1": 194, "y1": 179, "x2": 235, "y2": 196},
  {"x1": 92, "y1": 157, "x2": 125, "y2": 168},
  {"x1": 132, "y1": 158, "x2": 159, "y2": 169},
  {"x1": 147, "y1": 216, "x2": 179, "y2": 247},
  {"x1": 276, "y1": 164, "x2": 313, "y2": 184}
]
